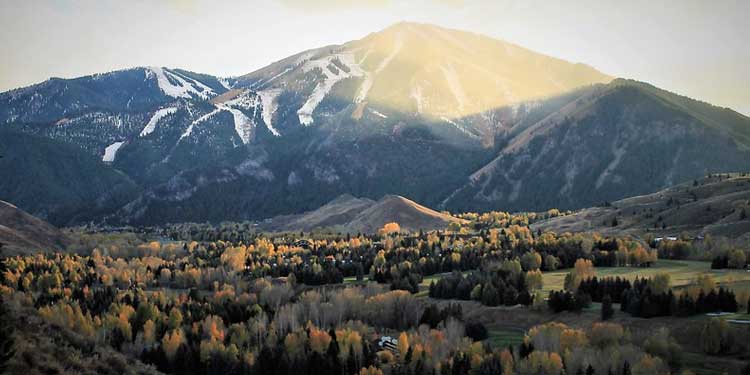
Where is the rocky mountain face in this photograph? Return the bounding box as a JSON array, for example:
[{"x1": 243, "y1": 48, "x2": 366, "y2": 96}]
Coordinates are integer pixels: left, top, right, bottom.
[{"x1": 1, "y1": 23, "x2": 748, "y2": 225}]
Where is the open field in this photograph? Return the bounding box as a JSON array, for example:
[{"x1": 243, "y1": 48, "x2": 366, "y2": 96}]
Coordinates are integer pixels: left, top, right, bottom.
[
  {"x1": 541, "y1": 259, "x2": 750, "y2": 293},
  {"x1": 347, "y1": 260, "x2": 750, "y2": 300},
  {"x1": 485, "y1": 326, "x2": 525, "y2": 348}
]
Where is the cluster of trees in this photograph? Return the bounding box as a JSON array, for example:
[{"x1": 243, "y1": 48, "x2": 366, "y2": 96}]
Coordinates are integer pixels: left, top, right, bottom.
[
  {"x1": 621, "y1": 278, "x2": 739, "y2": 318},
  {"x1": 700, "y1": 318, "x2": 750, "y2": 356},
  {"x1": 428, "y1": 260, "x2": 537, "y2": 307},
  {"x1": 553, "y1": 262, "x2": 748, "y2": 319},
  {"x1": 577, "y1": 276, "x2": 632, "y2": 303},
  {"x1": 417, "y1": 304, "x2": 463, "y2": 329},
  {"x1": 517, "y1": 322, "x2": 679, "y2": 374},
  {"x1": 3, "y1": 250, "x2": 450, "y2": 375},
  {"x1": 6, "y1": 217, "x2": 749, "y2": 374},
  {"x1": 6, "y1": 244, "x2": 689, "y2": 375},
  {"x1": 710, "y1": 248, "x2": 748, "y2": 269},
  {"x1": 655, "y1": 234, "x2": 747, "y2": 265},
  {"x1": 656, "y1": 239, "x2": 695, "y2": 260},
  {"x1": 160, "y1": 215, "x2": 660, "y2": 296},
  {"x1": 547, "y1": 290, "x2": 592, "y2": 313},
  {"x1": 535, "y1": 234, "x2": 656, "y2": 270}
]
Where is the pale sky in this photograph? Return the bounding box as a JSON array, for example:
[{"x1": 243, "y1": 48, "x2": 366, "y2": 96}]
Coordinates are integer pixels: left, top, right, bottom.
[{"x1": 1, "y1": 0, "x2": 748, "y2": 115}]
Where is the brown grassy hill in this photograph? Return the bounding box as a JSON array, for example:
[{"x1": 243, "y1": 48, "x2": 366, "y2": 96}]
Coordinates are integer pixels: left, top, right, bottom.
[
  {"x1": 263, "y1": 194, "x2": 376, "y2": 232},
  {"x1": 264, "y1": 194, "x2": 465, "y2": 234},
  {"x1": 531, "y1": 173, "x2": 750, "y2": 241},
  {"x1": 343, "y1": 195, "x2": 467, "y2": 233},
  {"x1": 0, "y1": 200, "x2": 70, "y2": 255}
]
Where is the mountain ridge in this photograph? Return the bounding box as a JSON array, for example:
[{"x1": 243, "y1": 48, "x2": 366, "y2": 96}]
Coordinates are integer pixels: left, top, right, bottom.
[
  {"x1": 531, "y1": 173, "x2": 750, "y2": 243},
  {"x1": 0, "y1": 22, "x2": 748, "y2": 225}
]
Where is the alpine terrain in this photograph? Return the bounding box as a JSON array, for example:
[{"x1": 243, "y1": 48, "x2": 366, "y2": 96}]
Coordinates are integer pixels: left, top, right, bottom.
[{"x1": 1, "y1": 22, "x2": 749, "y2": 225}]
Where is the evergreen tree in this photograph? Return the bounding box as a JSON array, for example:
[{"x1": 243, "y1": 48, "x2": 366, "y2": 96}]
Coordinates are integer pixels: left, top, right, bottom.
[
  {"x1": 356, "y1": 262, "x2": 365, "y2": 282},
  {"x1": 622, "y1": 361, "x2": 631, "y2": 375},
  {"x1": 327, "y1": 328, "x2": 341, "y2": 374},
  {"x1": 601, "y1": 294, "x2": 614, "y2": 321},
  {"x1": 519, "y1": 341, "x2": 534, "y2": 358},
  {"x1": 404, "y1": 346, "x2": 413, "y2": 364},
  {"x1": 346, "y1": 345, "x2": 357, "y2": 374}
]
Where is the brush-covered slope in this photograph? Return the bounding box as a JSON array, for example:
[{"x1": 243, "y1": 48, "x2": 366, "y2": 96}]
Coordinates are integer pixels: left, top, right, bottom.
[
  {"x1": 0, "y1": 129, "x2": 140, "y2": 225},
  {"x1": 0, "y1": 200, "x2": 70, "y2": 255},
  {"x1": 263, "y1": 194, "x2": 465, "y2": 234},
  {"x1": 443, "y1": 79, "x2": 750, "y2": 213},
  {"x1": 531, "y1": 173, "x2": 750, "y2": 240}
]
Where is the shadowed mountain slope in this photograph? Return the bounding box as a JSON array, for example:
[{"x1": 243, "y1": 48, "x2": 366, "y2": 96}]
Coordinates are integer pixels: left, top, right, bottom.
[{"x1": 531, "y1": 173, "x2": 750, "y2": 242}]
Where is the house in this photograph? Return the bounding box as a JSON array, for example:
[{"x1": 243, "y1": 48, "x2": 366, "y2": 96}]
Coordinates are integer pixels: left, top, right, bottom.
[{"x1": 378, "y1": 336, "x2": 399, "y2": 353}]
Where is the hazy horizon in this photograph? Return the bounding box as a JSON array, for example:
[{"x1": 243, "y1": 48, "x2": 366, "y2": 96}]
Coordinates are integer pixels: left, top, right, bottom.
[{"x1": 1, "y1": 0, "x2": 748, "y2": 115}]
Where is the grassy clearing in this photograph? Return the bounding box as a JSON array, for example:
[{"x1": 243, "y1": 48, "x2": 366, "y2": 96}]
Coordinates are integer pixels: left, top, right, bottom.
[
  {"x1": 541, "y1": 259, "x2": 750, "y2": 293},
  {"x1": 680, "y1": 351, "x2": 749, "y2": 375},
  {"x1": 485, "y1": 327, "x2": 525, "y2": 348},
  {"x1": 343, "y1": 276, "x2": 362, "y2": 284}
]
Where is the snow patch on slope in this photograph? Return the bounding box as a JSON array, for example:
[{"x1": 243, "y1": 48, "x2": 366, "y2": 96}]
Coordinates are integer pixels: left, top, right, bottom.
[
  {"x1": 410, "y1": 84, "x2": 425, "y2": 114},
  {"x1": 218, "y1": 78, "x2": 232, "y2": 90},
  {"x1": 370, "y1": 109, "x2": 388, "y2": 118},
  {"x1": 178, "y1": 95, "x2": 256, "y2": 145},
  {"x1": 297, "y1": 53, "x2": 364, "y2": 125},
  {"x1": 103, "y1": 141, "x2": 125, "y2": 162},
  {"x1": 221, "y1": 106, "x2": 253, "y2": 144},
  {"x1": 148, "y1": 67, "x2": 215, "y2": 100},
  {"x1": 441, "y1": 116, "x2": 478, "y2": 138},
  {"x1": 258, "y1": 89, "x2": 282, "y2": 136},
  {"x1": 140, "y1": 107, "x2": 177, "y2": 137},
  {"x1": 219, "y1": 90, "x2": 262, "y2": 142},
  {"x1": 440, "y1": 64, "x2": 468, "y2": 113},
  {"x1": 179, "y1": 108, "x2": 222, "y2": 141}
]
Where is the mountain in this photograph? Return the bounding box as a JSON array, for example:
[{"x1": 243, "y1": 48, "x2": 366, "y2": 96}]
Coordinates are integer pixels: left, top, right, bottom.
[
  {"x1": 235, "y1": 22, "x2": 610, "y2": 134},
  {"x1": 531, "y1": 173, "x2": 750, "y2": 242},
  {"x1": 262, "y1": 194, "x2": 466, "y2": 233},
  {"x1": 0, "y1": 200, "x2": 70, "y2": 255},
  {"x1": 0, "y1": 22, "x2": 748, "y2": 225}
]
